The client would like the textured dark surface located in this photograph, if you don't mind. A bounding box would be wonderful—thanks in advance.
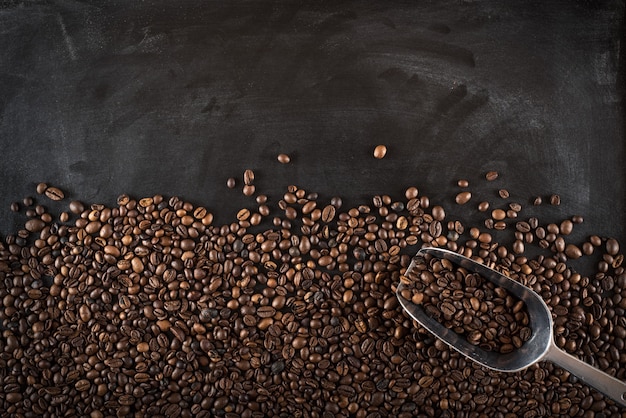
[0,0,624,244]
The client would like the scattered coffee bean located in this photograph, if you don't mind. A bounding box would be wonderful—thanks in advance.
[373,144,387,159]
[44,186,65,201]
[36,182,48,194]
[242,184,255,196]
[243,169,255,185]
[455,191,472,205]
[277,153,290,164]
[485,170,499,181]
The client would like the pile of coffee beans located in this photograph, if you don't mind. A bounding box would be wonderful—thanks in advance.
[0,175,624,417]
[399,253,532,354]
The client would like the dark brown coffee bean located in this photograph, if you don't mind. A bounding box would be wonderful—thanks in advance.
[75,379,90,392]
[277,153,290,164]
[549,194,561,205]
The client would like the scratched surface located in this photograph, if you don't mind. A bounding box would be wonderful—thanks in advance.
[0,1,624,244]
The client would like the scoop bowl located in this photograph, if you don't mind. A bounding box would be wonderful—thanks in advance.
[396,247,626,407]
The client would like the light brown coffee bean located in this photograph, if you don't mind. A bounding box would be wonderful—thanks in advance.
[373,144,387,159]
[44,186,65,201]
[455,191,472,205]
[243,169,255,185]
[485,171,499,181]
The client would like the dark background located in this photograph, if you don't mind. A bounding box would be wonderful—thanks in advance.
[0,0,624,249]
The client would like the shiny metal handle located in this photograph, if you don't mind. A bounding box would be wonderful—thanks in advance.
[545,342,626,407]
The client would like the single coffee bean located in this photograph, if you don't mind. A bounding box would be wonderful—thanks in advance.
[373,144,387,159]
[549,194,561,206]
[24,219,45,232]
[44,186,65,201]
[485,171,499,181]
[75,379,90,392]
[257,306,276,318]
[277,153,290,164]
[243,184,255,196]
[498,189,510,199]
[243,169,255,185]
[36,182,48,194]
[455,192,471,205]
[477,201,489,212]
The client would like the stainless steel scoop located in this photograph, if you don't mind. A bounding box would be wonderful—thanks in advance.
[396,247,626,407]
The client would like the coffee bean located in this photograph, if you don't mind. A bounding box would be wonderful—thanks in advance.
[44,186,65,201]
[243,169,255,185]
[455,191,472,205]
[373,144,387,159]
[485,171,499,181]
[75,379,90,392]
[36,182,48,194]
[242,184,255,196]
[257,306,276,318]
[477,201,489,212]
[226,177,236,188]
[24,218,45,232]
[549,194,561,205]
[277,153,290,164]
[498,189,510,199]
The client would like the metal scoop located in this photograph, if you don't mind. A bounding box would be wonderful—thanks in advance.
[396,247,626,407]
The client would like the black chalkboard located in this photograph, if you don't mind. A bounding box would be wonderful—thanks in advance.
[1,0,624,247]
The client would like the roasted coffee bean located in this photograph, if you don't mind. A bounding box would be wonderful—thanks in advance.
[477,201,489,212]
[373,144,387,159]
[455,191,472,205]
[257,306,276,318]
[549,194,561,205]
[44,186,65,201]
[277,153,290,164]
[36,182,48,194]
[321,204,336,223]
[242,184,255,196]
[485,171,499,181]
[243,169,255,185]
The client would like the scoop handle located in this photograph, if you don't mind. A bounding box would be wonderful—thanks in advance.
[545,342,626,407]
